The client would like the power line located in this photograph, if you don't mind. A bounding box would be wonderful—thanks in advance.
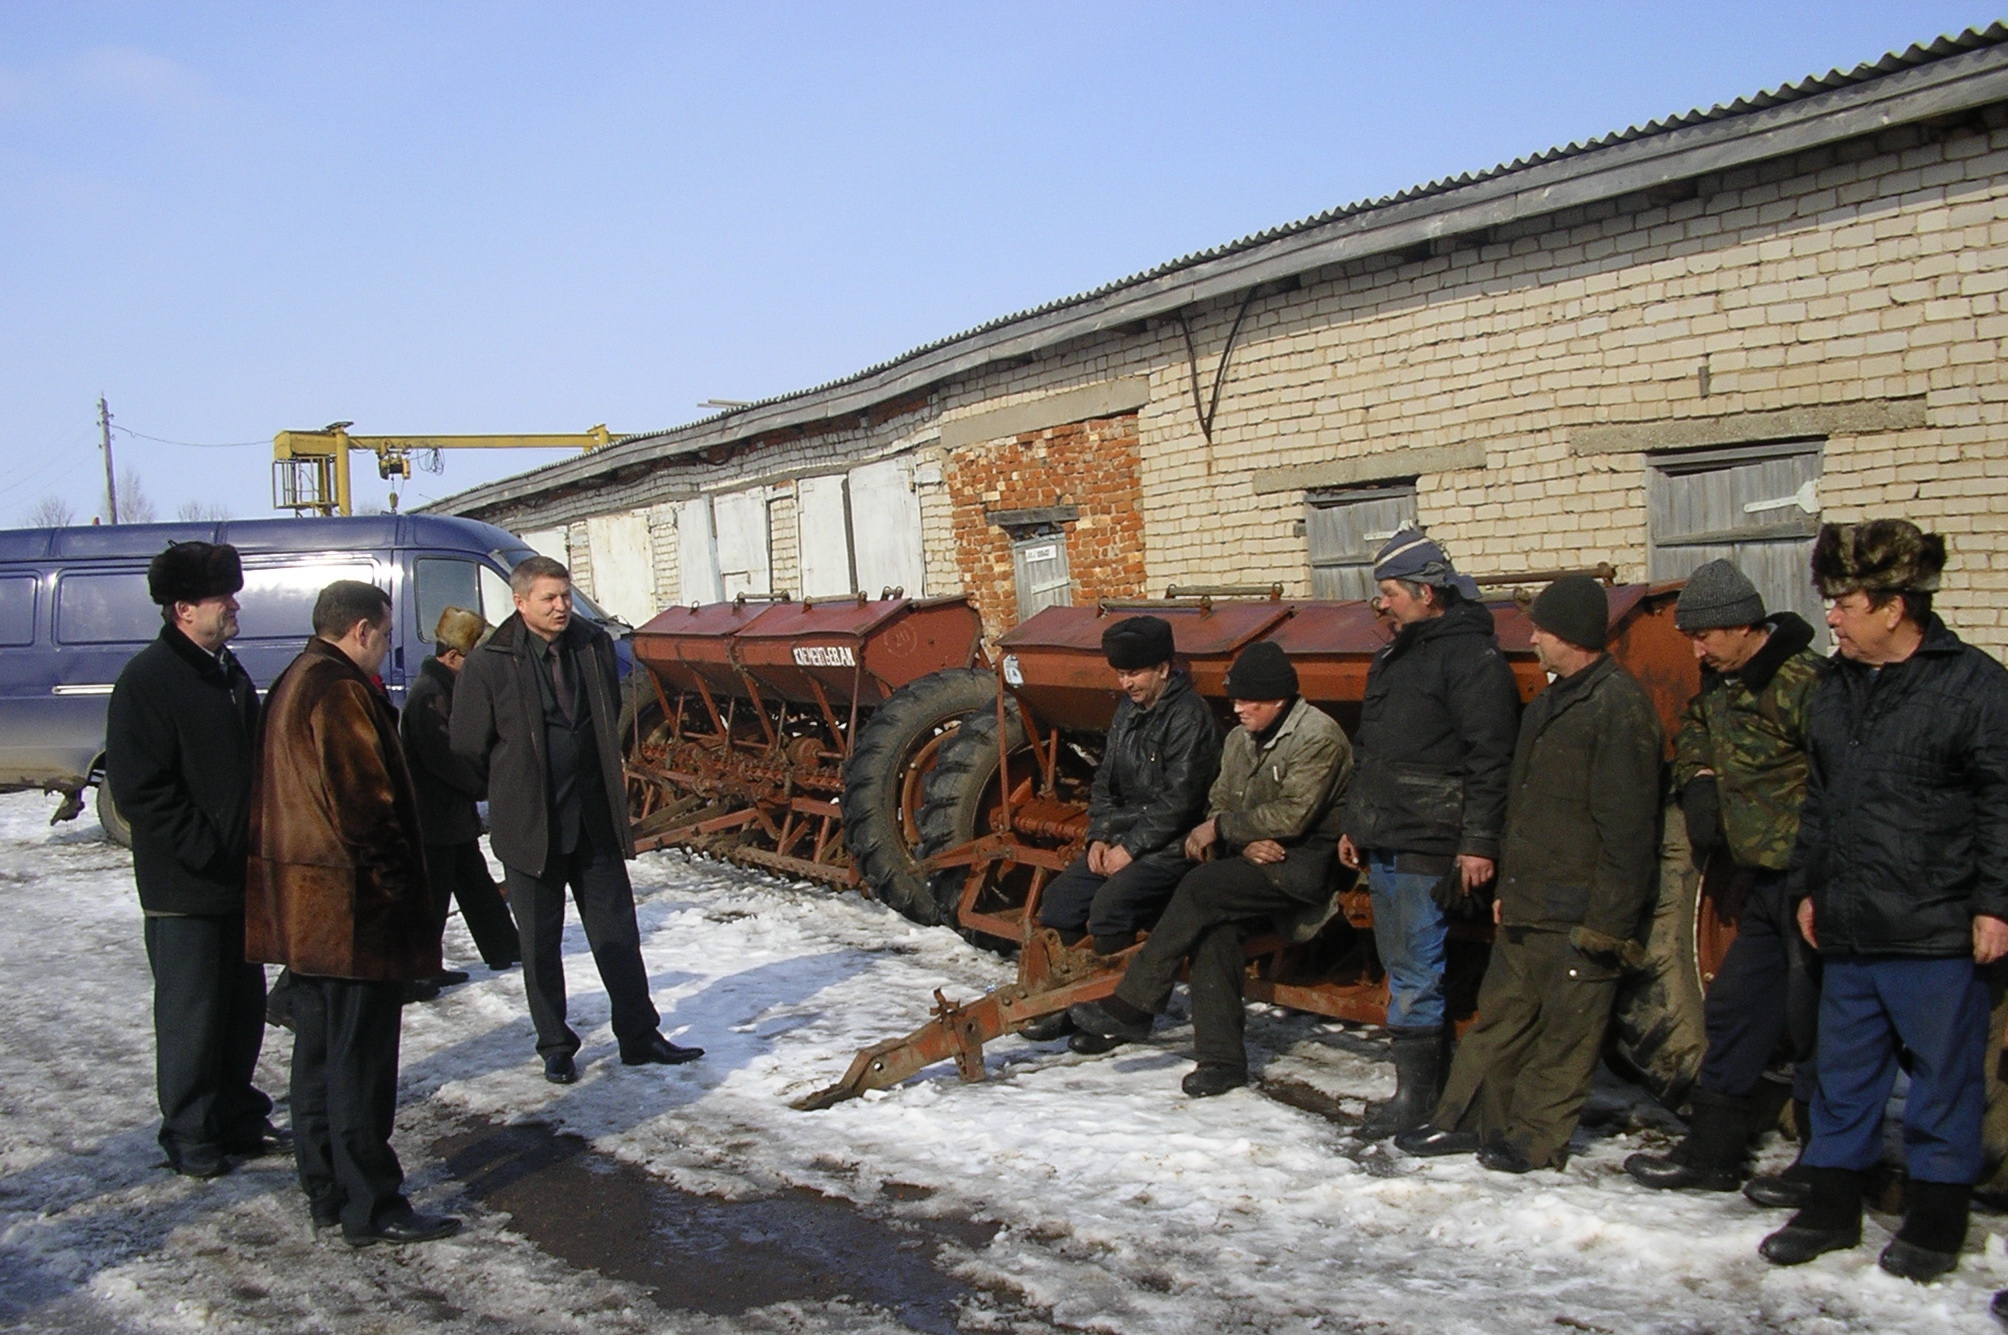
[112,425,266,449]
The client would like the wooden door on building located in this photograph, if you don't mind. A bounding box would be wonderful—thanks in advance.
[1647,443,1824,644]
[1305,486,1417,600]
[584,511,656,626]
[795,474,855,598]
[1011,532,1073,621]
[712,488,773,599]
[848,455,927,596]
[675,498,721,604]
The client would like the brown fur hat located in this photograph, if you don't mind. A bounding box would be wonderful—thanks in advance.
[147,541,243,606]
[433,606,490,655]
[1810,520,1946,598]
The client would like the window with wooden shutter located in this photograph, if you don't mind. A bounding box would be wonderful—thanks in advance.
[1648,443,1824,644]
[1305,486,1417,600]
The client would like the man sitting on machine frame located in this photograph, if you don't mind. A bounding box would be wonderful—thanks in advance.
[1021,615,1220,1052]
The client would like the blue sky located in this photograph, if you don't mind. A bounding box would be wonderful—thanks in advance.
[0,2,1992,524]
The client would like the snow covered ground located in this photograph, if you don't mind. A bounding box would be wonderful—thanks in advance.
[1,786,2004,1333]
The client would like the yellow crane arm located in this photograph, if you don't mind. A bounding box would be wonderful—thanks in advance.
[273,424,616,515]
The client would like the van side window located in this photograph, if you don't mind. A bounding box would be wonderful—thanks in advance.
[0,577,37,647]
[416,559,512,641]
[236,563,375,642]
[56,573,157,645]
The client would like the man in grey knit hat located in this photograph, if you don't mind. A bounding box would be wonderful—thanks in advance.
[1625,559,1823,1195]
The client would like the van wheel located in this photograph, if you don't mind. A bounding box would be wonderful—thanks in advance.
[840,669,1001,925]
[96,782,132,849]
[1609,802,1713,1109]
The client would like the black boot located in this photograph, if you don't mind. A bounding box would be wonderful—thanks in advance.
[1759,1167,1863,1266]
[1359,1028,1443,1141]
[1879,1180,1970,1282]
[1624,1090,1749,1192]
[1019,1011,1076,1042]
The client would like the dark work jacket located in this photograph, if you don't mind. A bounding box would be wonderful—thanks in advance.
[1084,670,1221,859]
[1497,654,1665,942]
[106,626,260,916]
[1210,697,1354,902]
[399,656,483,846]
[1341,599,1520,862]
[451,613,632,875]
[1791,617,2008,957]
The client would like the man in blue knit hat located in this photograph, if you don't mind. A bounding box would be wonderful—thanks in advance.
[1342,527,1519,1139]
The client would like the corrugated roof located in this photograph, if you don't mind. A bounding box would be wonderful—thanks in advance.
[432,22,2008,515]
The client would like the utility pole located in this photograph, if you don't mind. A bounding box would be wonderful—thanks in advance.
[98,396,119,525]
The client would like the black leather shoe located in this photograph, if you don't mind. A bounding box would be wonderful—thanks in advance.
[1759,1223,1859,1266]
[1393,1125,1480,1157]
[1019,1011,1076,1042]
[1879,1237,1960,1282]
[1624,1150,1739,1192]
[309,1198,343,1231]
[429,970,472,988]
[401,979,443,1004]
[1068,999,1153,1045]
[620,1033,705,1066]
[343,1211,463,1248]
[543,1053,578,1085]
[1478,1141,1537,1174]
[1068,1031,1125,1055]
[165,1144,231,1179]
[1745,1169,1814,1210]
[1181,1064,1248,1098]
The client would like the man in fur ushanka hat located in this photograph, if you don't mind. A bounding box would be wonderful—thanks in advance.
[1756,520,2008,1283]
[107,542,286,1179]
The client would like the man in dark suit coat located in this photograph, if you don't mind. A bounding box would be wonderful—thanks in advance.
[106,541,282,1179]
[450,556,703,1084]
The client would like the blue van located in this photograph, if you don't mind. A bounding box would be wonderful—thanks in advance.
[0,514,629,842]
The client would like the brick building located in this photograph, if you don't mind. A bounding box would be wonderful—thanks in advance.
[430,27,2008,654]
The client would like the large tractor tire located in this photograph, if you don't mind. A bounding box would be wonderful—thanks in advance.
[1609,802,1711,1110]
[841,668,1000,925]
[96,780,132,849]
[913,706,1030,931]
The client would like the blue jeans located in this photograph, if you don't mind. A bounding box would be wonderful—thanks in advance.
[1367,852,1449,1030]
[1803,955,1990,1185]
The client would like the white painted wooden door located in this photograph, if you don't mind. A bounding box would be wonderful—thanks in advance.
[847,455,925,596]
[796,474,855,598]
[584,511,656,626]
[675,498,721,605]
[712,488,772,599]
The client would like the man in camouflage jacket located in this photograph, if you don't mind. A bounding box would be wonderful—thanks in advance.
[1627,561,1824,1193]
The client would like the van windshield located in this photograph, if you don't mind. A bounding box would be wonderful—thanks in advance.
[491,548,627,629]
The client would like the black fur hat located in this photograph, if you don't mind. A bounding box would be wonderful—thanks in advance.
[147,542,244,606]
[1810,520,1945,598]
[1101,615,1175,671]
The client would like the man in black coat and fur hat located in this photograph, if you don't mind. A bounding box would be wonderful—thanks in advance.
[1757,520,2008,1283]
[107,541,284,1179]
[1021,615,1220,1049]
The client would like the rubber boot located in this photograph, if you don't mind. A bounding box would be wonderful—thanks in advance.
[1359,1028,1443,1141]
[1746,1098,1818,1209]
[1624,1090,1749,1191]
[1879,1180,1970,1282]
[1759,1167,1863,1266]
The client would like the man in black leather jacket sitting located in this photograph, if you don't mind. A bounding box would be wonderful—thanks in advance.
[1023,616,1219,1046]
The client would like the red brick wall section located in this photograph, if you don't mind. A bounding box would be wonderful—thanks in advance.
[946,412,1146,634]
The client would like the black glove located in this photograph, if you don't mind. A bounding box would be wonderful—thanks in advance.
[1681,776,1724,872]
[1569,925,1647,971]
[1430,867,1488,920]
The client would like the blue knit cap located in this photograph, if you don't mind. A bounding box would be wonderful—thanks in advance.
[1372,527,1480,600]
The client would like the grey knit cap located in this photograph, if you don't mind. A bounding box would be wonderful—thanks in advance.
[1675,559,1766,632]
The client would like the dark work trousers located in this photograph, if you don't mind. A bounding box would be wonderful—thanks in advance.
[425,841,521,969]
[1038,848,1192,940]
[143,913,271,1158]
[504,847,660,1059]
[1696,868,1820,1103]
[1432,927,1619,1169]
[1112,857,1302,1073]
[1803,955,1991,1185]
[288,975,407,1233]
